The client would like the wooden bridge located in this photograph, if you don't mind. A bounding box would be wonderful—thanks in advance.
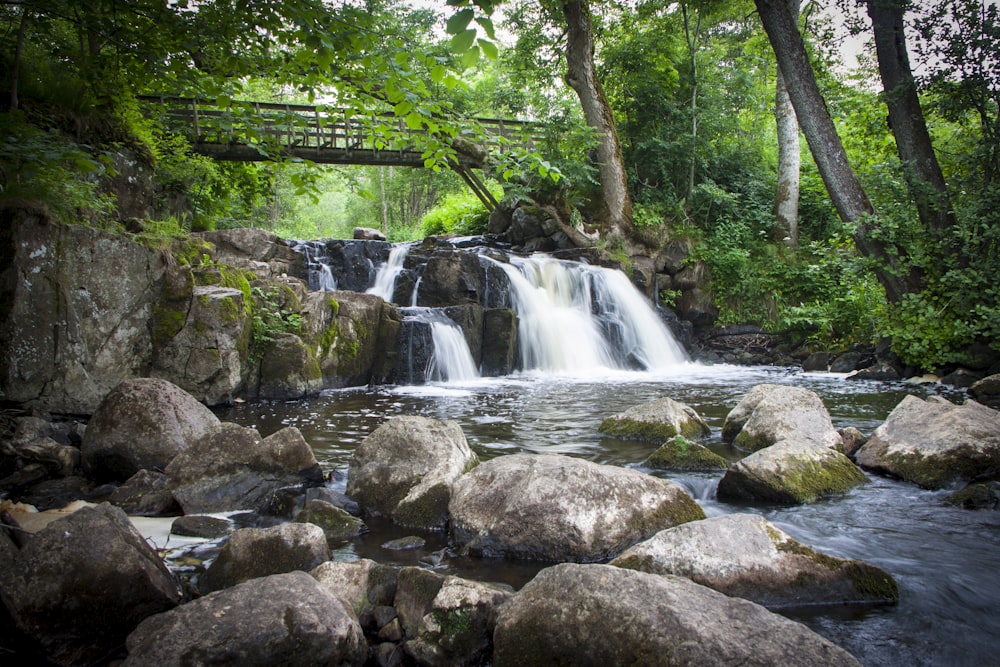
[140,95,540,209]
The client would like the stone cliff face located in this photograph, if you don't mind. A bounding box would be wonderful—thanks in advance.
[0,204,400,414]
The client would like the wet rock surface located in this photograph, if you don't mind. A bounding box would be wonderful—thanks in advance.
[599,396,711,442]
[723,383,843,451]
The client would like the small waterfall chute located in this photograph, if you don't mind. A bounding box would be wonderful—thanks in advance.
[366,244,411,302]
[294,241,338,292]
[400,308,480,384]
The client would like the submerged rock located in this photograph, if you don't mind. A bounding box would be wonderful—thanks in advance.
[124,571,366,666]
[294,498,367,545]
[81,377,220,482]
[853,395,1000,489]
[199,522,330,594]
[598,396,710,442]
[722,384,842,452]
[165,423,323,514]
[492,563,861,666]
[643,435,728,471]
[611,513,898,608]
[448,453,705,562]
[347,416,478,531]
[717,438,868,504]
[0,503,181,665]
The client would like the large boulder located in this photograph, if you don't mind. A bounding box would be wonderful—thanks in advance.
[492,563,861,666]
[256,332,322,400]
[294,499,367,545]
[717,438,868,504]
[0,503,181,665]
[165,423,323,514]
[643,435,728,471]
[611,513,898,608]
[723,384,843,451]
[347,416,478,530]
[124,571,366,666]
[448,453,705,562]
[199,522,330,593]
[853,395,1000,489]
[0,208,167,414]
[395,568,512,667]
[598,396,710,442]
[81,378,220,482]
[969,373,1000,410]
[311,558,400,630]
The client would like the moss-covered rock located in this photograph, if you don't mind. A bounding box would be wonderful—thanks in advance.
[723,384,842,452]
[599,396,711,443]
[294,499,367,545]
[644,435,728,471]
[854,395,1000,489]
[611,513,898,608]
[946,482,1000,510]
[256,332,322,400]
[717,438,868,504]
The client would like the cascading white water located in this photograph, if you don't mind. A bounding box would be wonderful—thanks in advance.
[366,244,410,302]
[293,241,337,292]
[318,264,337,292]
[427,319,480,382]
[495,255,687,374]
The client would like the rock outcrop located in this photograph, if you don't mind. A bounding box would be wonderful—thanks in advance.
[611,513,898,608]
[124,571,366,666]
[492,563,861,666]
[347,416,478,530]
[853,395,1000,489]
[448,453,705,561]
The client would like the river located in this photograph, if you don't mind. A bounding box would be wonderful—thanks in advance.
[214,364,1000,667]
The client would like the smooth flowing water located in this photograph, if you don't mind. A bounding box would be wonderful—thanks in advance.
[215,367,1000,667]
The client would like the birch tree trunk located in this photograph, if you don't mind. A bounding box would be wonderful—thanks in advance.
[773,0,800,248]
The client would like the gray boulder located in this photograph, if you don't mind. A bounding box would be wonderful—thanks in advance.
[722,384,842,451]
[166,423,323,514]
[124,571,366,666]
[311,558,399,629]
[0,503,180,665]
[199,522,330,593]
[395,567,512,667]
[853,395,1000,489]
[717,438,868,504]
[347,416,478,530]
[611,513,898,608]
[81,377,220,482]
[598,396,710,442]
[969,373,1000,410]
[492,563,861,666]
[643,435,728,471]
[109,469,179,516]
[294,499,367,545]
[256,332,322,400]
[448,453,705,562]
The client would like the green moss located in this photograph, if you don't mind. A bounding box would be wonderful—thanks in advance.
[152,304,186,349]
[328,297,340,316]
[732,430,773,452]
[946,483,1000,509]
[644,436,728,471]
[395,482,451,530]
[317,322,342,358]
[168,237,214,266]
[598,417,679,443]
[432,608,473,636]
[778,454,868,503]
[842,562,899,601]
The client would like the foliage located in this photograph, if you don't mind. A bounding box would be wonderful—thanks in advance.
[418,189,497,237]
[250,286,305,360]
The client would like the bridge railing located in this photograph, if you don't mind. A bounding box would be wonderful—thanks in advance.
[138,95,540,167]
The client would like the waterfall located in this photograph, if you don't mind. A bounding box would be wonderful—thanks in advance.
[494,255,687,374]
[293,241,337,292]
[400,308,480,383]
[318,264,337,292]
[366,244,411,302]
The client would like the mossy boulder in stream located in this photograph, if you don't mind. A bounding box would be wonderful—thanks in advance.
[448,453,705,562]
[599,396,710,442]
[492,563,861,666]
[643,435,728,471]
[723,384,842,452]
[611,513,898,608]
[346,416,478,531]
[853,395,1000,489]
[717,438,868,504]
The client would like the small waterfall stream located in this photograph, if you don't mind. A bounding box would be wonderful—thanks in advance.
[366,244,411,302]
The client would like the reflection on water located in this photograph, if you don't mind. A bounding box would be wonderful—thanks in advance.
[214,365,1000,667]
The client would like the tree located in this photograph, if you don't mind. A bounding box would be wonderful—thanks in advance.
[865,0,955,235]
[562,0,634,243]
[753,0,914,302]
[773,0,800,247]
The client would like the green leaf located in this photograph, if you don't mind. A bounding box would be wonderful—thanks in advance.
[405,113,424,130]
[394,100,414,116]
[461,46,481,69]
[478,38,498,60]
[446,8,474,35]
[430,65,447,83]
[450,29,477,54]
[475,17,496,40]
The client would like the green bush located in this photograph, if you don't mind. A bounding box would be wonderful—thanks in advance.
[419,191,492,237]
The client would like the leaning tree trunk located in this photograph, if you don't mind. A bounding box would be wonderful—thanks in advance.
[753,0,915,302]
[773,0,800,248]
[562,0,633,243]
[866,0,955,235]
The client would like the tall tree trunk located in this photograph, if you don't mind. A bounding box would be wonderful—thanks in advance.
[562,0,633,243]
[379,165,390,236]
[774,0,800,248]
[866,0,955,234]
[682,4,702,202]
[10,7,29,110]
[754,0,914,302]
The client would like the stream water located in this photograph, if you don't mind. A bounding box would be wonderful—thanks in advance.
[214,366,1000,667]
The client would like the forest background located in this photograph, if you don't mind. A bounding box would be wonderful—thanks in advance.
[1,0,997,372]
